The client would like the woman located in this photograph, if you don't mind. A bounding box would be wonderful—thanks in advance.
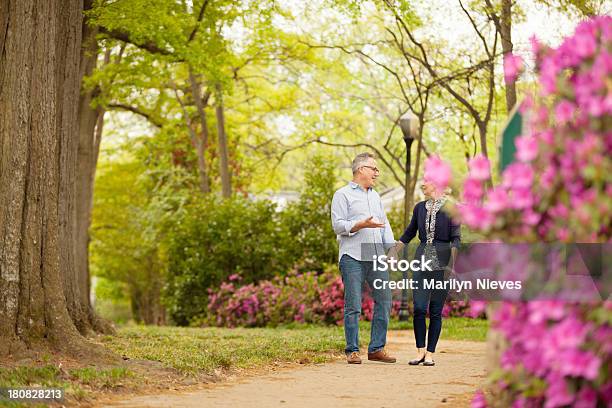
[389,180,460,366]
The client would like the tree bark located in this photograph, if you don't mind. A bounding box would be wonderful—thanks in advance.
[0,0,100,356]
[215,83,232,198]
[500,0,516,112]
[188,66,211,194]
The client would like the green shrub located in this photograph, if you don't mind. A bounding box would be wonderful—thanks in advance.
[162,195,294,325]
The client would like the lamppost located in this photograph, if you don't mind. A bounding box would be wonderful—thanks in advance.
[398,111,419,322]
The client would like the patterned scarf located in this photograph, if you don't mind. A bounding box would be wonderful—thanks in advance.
[423,198,446,270]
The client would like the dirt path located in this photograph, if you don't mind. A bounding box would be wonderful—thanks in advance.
[102,331,486,408]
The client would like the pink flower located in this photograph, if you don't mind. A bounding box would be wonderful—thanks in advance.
[530,35,542,55]
[522,210,541,226]
[502,163,534,190]
[511,188,534,209]
[458,203,494,231]
[467,301,487,318]
[556,227,570,241]
[463,177,484,203]
[555,100,576,123]
[471,390,487,408]
[424,155,452,193]
[485,188,509,213]
[574,387,597,408]
[538,129,554,145]
[573,21,598,58]
[540,58,560,95]
[527,301,566,324]
[544,373,574,408]
[555,349,601,380]
[515,136,539,162]
[504,53,525,83]
[468,155,491,181]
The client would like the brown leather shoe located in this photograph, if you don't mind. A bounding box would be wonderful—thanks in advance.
[368,348,397,363]
[347,351,362,364]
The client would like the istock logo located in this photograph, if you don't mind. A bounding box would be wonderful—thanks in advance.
[372,255,433,272]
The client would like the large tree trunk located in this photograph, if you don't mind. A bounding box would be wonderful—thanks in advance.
[500,0,516,112]
[0,0,96,356]
[215,84,232,198]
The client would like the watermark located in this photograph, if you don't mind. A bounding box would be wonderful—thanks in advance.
[373,254,433,272]
[358,243,611,302]
[0,387,64,403]
[373,277,522,292]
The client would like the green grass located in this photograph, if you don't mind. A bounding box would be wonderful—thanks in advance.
[101,325,345,375]
[101,317,488,376]
[385,317,489,342]
[0,365,135,407]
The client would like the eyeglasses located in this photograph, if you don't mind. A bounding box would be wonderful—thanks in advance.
[361,165,380,173]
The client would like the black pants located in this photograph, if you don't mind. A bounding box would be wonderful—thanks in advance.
[412,269,448,353]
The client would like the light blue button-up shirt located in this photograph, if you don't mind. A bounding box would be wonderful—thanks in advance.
[331,181,395,262]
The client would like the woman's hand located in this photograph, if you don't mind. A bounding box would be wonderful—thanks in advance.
[386,241,405,263]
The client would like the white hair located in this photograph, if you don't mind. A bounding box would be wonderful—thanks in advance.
[351,152,375,174]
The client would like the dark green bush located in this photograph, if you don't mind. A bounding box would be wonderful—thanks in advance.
[162,195,294,325]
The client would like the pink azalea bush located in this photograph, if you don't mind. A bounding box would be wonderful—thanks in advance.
[443,17,612,408]
[195,267,486,327]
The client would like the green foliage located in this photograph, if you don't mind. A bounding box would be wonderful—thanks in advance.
[282,156,339,271]
[162,195,293,325]
[91,153,167,324]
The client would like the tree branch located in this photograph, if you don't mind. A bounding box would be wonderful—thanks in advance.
[106,103,163,127]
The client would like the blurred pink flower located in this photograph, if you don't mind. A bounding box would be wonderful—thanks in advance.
[511,188,534,209]
[458,203,494,230]
[468,155,491,181]
[424,155,452,193]
[502,163,534,190]
[522,210,541,226]
[555,100,576,123]
[504,53,525,83]
[463,177,484,203]
[574,387,597,408]
[516,136,539,162]
[471,390,487,408]
[485,188,509,213]
[544,373,574,408]
[530,35,542,55]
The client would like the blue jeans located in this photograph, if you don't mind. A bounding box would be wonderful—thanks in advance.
[339,254,391,354]
[412,269,448,352]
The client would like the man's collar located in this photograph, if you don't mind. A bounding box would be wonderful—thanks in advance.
[349,181,371,191]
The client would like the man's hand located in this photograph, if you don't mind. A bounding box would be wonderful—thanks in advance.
[351,216,385,232]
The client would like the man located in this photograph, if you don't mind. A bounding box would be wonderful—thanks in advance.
[331,152,397,364]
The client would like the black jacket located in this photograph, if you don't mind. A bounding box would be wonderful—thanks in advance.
[399,200,461,268]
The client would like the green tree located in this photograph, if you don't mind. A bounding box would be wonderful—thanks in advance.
[283,156,339,272]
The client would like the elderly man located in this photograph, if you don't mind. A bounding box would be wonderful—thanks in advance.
[331,152,396,364]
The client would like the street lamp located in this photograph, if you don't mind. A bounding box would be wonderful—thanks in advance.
[398,111,419,322]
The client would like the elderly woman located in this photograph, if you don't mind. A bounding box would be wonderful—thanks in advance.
[389,180,460,366]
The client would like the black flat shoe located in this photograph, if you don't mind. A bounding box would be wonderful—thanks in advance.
[423,360,435,366]
[409,356,425,365]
